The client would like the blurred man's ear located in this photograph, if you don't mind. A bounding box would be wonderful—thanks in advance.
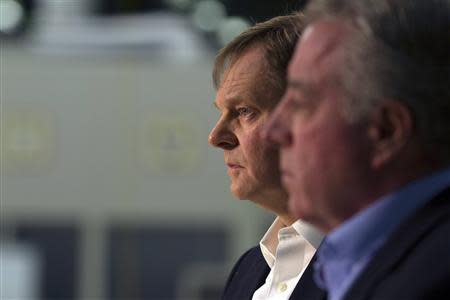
[367,100,414,170]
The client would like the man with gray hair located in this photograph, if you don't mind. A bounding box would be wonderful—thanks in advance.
[264,0,450,299]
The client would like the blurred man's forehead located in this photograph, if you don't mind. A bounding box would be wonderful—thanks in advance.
[288,19,354,84]
[297,20,350,63]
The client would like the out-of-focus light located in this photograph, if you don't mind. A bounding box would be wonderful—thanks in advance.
[191,0,226,32]
[165,0,193,11]
[0,0,24,34]
[217,17,250,46]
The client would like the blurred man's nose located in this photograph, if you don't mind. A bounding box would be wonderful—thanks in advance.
[261,101,292,146]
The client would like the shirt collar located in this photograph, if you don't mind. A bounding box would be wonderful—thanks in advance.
[292,221,323,249]
[259,218,285,267]
[260,217,323,268]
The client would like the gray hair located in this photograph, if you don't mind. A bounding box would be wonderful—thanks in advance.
[304,0,450,162]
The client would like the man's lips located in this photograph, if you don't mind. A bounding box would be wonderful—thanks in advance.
[227,163,243,169]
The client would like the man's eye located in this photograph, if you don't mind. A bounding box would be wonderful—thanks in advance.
[236,107,254,117]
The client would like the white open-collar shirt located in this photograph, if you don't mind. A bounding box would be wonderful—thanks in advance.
[252,218,323,300]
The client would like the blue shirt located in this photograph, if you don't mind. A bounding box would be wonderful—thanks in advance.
[314,167,450,300]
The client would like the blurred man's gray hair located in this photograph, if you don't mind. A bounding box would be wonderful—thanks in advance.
[305,0,450,163]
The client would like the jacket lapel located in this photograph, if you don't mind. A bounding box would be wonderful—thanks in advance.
[241,251,271,299]
[290,255,327,300]
[223,247,269,299]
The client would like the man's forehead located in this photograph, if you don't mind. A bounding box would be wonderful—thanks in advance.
[214,72,258,109]
[221,67,259,88]
[288,18,353,85]
[217,68,259,103]
[221,48,266,83]
[292,19,352,66]
[215,51,279,110]
[215,47,271,104]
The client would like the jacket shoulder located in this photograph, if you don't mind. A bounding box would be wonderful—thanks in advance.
[344,188,450,300]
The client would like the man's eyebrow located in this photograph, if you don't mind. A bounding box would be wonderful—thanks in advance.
[213,96,253,110]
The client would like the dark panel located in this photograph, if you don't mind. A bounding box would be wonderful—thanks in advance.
[224,0,309,22]
[107,225,228,300]
[16,224,80,300]
[93,0,167,16]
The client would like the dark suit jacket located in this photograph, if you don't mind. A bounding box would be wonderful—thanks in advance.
[342,187,450,300]
[221,245,325,300]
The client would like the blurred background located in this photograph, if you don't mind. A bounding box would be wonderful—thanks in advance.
[0,0,307,299]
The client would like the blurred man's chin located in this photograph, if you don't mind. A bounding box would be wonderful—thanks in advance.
[288,196,310,221]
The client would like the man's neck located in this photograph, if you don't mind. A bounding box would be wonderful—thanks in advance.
[278,214,297,227]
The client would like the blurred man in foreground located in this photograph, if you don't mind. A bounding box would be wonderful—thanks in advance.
[264,0,450,299]
[208,13,324,300]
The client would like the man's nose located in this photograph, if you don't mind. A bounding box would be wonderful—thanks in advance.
[208,121,238,150]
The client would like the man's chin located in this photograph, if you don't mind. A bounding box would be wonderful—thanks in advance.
[230,190,250,200]
[230,185,253,200]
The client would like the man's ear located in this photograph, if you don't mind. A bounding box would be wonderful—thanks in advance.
[367,100,414,170]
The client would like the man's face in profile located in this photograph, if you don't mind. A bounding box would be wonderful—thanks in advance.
[264,21,374,230]
[209,46,284,202]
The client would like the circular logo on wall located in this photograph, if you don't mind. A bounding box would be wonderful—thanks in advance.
[137,111,204,175]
